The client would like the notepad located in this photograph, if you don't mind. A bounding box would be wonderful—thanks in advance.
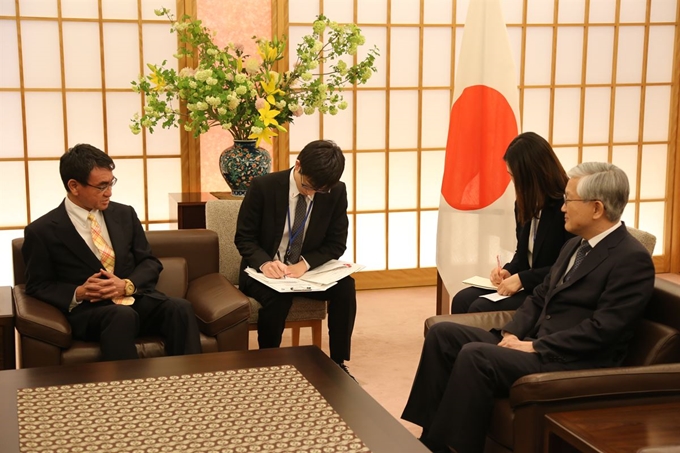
[461,276,497,291]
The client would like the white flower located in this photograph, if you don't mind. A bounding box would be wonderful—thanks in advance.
[235,86,247,95]
[195,101,209,111]
[217,107,227,115]
[304,106,315,115]
[234,74,246,83]
[225,73,234,81]
[206,48,218,56]
[206,77,217,86]
[338,101,348,110]
[221,122,232,130]
[189,81,197,89]
[205,96,221,107]
[313,40,323,53]
[250,126,262,134]
[275,100,287,109]
[195,69,212,81]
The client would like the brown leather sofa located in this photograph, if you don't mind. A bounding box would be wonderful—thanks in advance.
[425,276,680,453]
[12,229,251,368]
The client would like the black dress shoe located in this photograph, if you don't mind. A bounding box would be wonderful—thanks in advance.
[337,362,357,381]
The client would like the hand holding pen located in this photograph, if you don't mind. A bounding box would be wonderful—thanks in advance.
[490,255,510,287]
[262,252,289,279]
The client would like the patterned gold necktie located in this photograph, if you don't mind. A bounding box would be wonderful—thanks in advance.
[88,213,134,305]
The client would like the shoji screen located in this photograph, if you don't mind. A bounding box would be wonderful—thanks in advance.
[0,0,184,286]
[282,0,679,288]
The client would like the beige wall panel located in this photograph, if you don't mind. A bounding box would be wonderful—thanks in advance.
[322,97,353,151]
[388,151,417,210]
[420,210,438,267]
[101,0,137,20]
[585,27,614,84]
[583,87,612,143]
[0,229,24,286]
[612,145,639,199]
[28,160,63,221]
[357,0,387,23]
[613,86,642,142]
[424,0,453,24]
[356,91,386,150]
[522,88,551,138]
[142,23,178,74]
[147,157,181,221]
[61,0,98,19]
[526,0,554,23]
[507,27,523,84]
[25,92,64,157]
[582,145,609,163]
[620,202,636,228]
[616,26,644,84]
[112,158,146,221]
[0,1,15,15]
[421,150,445,209]
[148,223,177,230]
[590,0,617,23]
[0,162,27,226]
[0,92,25,157]
[650,0,678,21]
[106,92,144,156]
[355,213,386,270]
[640,144,668,199]
[388,211,418,269]
[389,27,419,87]
[342,153,354,212]
[141,0,169,20]
[66,92,105,149]
[558,0,585,23]
[501,0,524,24]
[455,1,469,24]
[103,23,141,89]
[643,85,672,142]
[423,27,452,87]
[19,0,57,17]
[145,124,180,155]
[356,152,385,211]
[524,27,553,85]
[421,90,451,148]
[554,147,579,174]
[358,27,386,88]
[63,22,101,89]
[323,0,353,23]
[0,20,20,88]
[638,201,664,253]
[555,27,583,85]
[393,0,420,23]
[21,20,61,88]
[389,90,419,149]
[647,25,675,82]
[552,88,581,145]
[341,213,354,263]
[288,0,319,22]
[289,111,320,152]
[620,0,648,22]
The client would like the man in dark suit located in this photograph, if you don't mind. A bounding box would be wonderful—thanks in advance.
[402,162,655,453]
[22,144,201,361]
[235,140,356,375]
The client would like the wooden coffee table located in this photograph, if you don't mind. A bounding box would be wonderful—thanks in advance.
[0,346,428,453]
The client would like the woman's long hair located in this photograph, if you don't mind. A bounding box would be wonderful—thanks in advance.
[503,132,568,225]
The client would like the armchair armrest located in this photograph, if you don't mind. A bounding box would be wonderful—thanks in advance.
[425,311,516,336]
[186,273,250,337]
[13,284,72,348]
[509,363,680,408]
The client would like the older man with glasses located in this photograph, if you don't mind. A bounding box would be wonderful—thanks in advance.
[235,139,357,377]
[21,143,201,361]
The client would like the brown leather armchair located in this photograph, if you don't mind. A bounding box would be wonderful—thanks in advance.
[12,229,251,368]
[425,276,680,453]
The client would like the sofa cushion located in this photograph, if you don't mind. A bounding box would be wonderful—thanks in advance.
[623,320,680,366]
[156,257,188,299]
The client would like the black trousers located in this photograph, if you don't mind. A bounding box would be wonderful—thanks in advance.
[242,275,356,363]
[402,322,575,453]
[451,286,528,313]
[68,295,202,361]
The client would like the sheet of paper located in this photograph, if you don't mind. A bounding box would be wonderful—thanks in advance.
[461,276,497,291]
[301,260,366,285]
[245,268,336,293]
[479,292,509,302]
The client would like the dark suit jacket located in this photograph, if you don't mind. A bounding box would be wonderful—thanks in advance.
[235,169,348,288]
[503,223,655,367]
[503,197,574,293]
[22,200,164,313]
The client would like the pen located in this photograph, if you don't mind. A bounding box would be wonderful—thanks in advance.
[496,255,502,271]
[291,287,312,291]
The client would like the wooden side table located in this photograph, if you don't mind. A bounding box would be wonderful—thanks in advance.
[0,286,16,370]
[169,192,244,229]
[544,402,680,452]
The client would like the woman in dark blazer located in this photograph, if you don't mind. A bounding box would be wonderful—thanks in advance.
[451,132,574,313]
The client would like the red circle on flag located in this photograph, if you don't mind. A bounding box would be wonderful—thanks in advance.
[442,85,517,210]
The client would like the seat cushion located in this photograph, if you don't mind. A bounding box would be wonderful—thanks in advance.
[247,297,327,324]
[156,257,188,298]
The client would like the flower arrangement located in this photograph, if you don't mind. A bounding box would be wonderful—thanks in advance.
[130,8,379,146]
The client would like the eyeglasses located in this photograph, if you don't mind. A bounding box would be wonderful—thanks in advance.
[85,177,117,192]
[300,173,330,194]
[563,194,593,204]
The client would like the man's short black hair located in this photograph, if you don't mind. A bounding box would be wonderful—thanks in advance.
[297,140,345,190]
[60,144,115,191]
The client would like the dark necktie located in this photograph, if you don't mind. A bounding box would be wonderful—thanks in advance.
[286,194,307,264]
[563,240,592,283]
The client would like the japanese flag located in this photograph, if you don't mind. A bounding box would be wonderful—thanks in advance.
[436,0,520,301]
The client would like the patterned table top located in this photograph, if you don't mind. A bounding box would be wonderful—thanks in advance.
[17,365,370,453]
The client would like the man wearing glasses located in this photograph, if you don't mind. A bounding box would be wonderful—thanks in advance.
[235,140,356,377]
[21,143,201,361]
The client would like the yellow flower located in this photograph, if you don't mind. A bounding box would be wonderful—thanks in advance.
[257,102,281,127]
[261,72,284,104]
[146,64,166,91]
[257,41,278,62]
[248,126,278,146]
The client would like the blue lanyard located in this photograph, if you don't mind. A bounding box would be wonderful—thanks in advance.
[285,197,314,258]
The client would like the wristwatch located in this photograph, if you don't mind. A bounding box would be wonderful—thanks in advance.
[123,279,136,296]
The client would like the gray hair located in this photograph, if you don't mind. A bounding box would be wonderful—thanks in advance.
[567,162,629,222]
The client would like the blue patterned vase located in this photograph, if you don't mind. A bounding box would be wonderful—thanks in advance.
[219,140,271,196]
